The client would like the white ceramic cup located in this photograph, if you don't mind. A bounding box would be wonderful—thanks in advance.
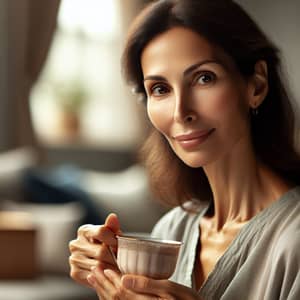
[115,235,182,279]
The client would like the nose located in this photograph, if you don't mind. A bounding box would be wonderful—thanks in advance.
[173,89,197,124]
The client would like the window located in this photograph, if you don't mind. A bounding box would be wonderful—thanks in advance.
[30,0,146,150]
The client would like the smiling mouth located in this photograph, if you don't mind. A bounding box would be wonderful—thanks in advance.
[174,128,215,149]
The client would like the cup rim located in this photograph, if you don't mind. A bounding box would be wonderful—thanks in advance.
[116,234,182,246]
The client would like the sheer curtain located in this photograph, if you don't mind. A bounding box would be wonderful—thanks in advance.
[0,0,60,159]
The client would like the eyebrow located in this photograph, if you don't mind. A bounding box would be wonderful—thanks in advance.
[143,59,222,82]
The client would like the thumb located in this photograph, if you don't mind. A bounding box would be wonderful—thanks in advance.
[105,213,122,235]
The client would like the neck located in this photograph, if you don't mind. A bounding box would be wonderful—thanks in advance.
[203,137,290,231]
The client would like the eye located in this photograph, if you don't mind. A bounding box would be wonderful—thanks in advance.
[150,83,170,96]
[194,72,216,85]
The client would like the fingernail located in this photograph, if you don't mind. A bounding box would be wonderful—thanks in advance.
[103,269,114,278]
[122,276,133,289]
[91,266,96,272]
[87,274,95,285]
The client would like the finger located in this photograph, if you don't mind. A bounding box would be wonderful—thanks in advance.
[122,275,200,300]
[87,274,110,300]
[87,273,111,299]
[82,224,117,247]
[98,261,121,273]
[69,238,99,258]
[96,226,118,247]
[104,270,157,300]
[69,254,98,271]
[76,215,122,246]
[103,269,122,289]
[70,266,93,288]
[122,275,176,296]
[90,267,119,299]
[96,244,119,266]
[91,213,122,247]
[70,239,116,265]
[104,213,122,235]
[77,224,100,242]
[93,267,118,289]
[77,224,115,246]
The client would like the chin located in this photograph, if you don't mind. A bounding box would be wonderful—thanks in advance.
[179,155,211,168]
[170,142,217,168]
[184,161,206,168]
[175,142,222,167]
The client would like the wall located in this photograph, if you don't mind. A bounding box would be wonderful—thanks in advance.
[237,0,300,106]
[0,0,9,151]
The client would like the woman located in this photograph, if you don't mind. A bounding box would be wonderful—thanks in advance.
[69,0,300,299]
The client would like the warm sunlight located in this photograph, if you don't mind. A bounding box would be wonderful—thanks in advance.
[30,0,145,149]
[58,0,119,39]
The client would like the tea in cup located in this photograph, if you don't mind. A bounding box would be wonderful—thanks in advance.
[116,235,182,279]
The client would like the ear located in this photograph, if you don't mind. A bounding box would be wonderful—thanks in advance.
[247,60,268,109]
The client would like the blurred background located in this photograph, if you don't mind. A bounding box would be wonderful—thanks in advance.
[0,0,299,299]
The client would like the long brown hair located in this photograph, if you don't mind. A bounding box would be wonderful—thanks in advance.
[122,0,300,207]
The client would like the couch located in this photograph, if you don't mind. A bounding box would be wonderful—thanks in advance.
[0,147,167,300]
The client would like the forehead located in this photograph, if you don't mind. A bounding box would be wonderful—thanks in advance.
[141,26,235,75]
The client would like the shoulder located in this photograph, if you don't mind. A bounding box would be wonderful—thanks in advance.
[274,219,300,261]
[272,188,300,262]
[151,199,207,240]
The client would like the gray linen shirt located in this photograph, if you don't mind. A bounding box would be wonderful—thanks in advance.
[151,186,300,300]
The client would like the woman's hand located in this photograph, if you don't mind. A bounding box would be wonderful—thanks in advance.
[87,268,203,300]
[69,213,122,287]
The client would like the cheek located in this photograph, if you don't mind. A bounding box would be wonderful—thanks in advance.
[207,86,250,153]
[203,84,248,125]
[147,101,172,134]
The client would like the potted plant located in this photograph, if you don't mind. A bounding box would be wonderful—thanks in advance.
[54,80,87,138]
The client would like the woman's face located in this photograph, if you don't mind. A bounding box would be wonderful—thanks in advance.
[141,27,253,168]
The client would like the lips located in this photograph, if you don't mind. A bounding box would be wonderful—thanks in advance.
[174,129,215,141]
[173,128,215,149]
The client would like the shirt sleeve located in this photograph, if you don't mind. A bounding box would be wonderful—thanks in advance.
[261,225,300,300]
[278,228,300,300]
